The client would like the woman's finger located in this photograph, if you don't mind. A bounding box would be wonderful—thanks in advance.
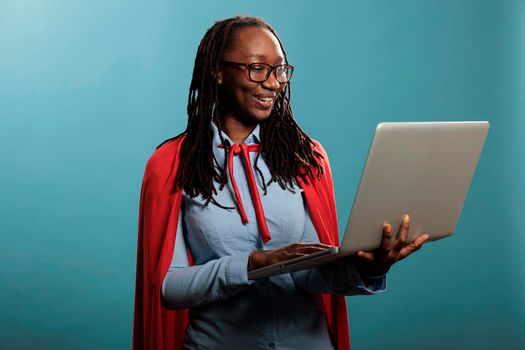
[264,242,335,266]
[380,223,393,253]
[295,245,332,253]
[392,214,410,252]
[356,250,375,262]
[284,252,310,259]
[399,234,429,259]
[289,242,333,250]
[288,243,333,254]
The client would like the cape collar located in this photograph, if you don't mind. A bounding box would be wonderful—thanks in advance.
[211,120,261,161]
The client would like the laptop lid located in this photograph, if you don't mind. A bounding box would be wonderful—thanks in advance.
[340,121,489,255]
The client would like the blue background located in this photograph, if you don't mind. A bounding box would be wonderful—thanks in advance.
[1,0,523,349]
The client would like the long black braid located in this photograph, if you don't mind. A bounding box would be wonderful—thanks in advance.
[163,15,324,206]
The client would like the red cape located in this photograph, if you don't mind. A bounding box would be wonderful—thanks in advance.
[133,135,350,350]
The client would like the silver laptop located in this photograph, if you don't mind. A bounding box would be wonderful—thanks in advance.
[248,121,489,280]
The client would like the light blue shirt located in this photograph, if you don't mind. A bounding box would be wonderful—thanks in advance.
[161,121,386,350]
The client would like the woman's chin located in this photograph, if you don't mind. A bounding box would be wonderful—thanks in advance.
[250,109,273,123]
[220,108,273,127]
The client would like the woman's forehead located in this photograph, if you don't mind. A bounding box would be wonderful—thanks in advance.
[224,26,285,63]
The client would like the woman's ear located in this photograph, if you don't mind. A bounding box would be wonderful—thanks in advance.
[213,70,223,84]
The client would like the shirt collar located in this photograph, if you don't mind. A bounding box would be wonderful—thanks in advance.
[211,120,261,148]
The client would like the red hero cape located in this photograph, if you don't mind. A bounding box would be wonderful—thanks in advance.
[132,135,351,350]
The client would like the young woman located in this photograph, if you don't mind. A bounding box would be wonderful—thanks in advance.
[133,16,428,350]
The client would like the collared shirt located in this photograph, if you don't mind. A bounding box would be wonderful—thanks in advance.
[162,121,386,350]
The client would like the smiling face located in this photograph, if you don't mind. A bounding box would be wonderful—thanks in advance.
[215,26,287,127]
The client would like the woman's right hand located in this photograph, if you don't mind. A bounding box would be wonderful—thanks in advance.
[248,242,333,271]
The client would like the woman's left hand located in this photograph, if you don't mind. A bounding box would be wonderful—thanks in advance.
[353,214,429,277]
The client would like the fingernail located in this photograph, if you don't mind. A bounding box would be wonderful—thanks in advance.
[403,214,410,223]
[384,223,392,233]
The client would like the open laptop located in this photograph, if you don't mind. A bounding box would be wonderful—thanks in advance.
[248,121,489,280]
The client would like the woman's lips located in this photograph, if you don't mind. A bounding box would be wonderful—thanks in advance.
[253,95,275,109]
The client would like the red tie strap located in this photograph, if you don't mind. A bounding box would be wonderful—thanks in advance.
[219,143,272,244]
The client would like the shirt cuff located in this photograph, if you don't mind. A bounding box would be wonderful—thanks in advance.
[356,273,387,294]
[225,251,256,287]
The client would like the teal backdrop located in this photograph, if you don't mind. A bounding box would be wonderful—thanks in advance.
[1,0,523,349]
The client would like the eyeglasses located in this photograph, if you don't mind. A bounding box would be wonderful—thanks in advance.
[220,60,294,83]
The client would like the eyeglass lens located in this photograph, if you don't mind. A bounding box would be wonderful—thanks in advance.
[249,64,293,83]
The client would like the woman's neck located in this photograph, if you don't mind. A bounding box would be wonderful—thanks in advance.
[215,114,257,145]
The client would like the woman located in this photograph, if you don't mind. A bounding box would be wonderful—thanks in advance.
[133,16,428,350]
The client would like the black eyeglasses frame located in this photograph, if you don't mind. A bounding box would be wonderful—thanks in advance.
[220,60,294,83]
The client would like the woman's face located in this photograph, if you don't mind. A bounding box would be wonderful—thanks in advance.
[216,26,287,126]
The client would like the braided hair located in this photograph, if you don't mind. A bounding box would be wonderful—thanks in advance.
[167,15,324,207]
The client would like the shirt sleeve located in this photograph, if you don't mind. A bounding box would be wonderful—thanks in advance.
[161,210,256,310]
[291,202,387,296]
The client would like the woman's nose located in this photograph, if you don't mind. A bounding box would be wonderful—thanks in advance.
[262,70,281,90]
